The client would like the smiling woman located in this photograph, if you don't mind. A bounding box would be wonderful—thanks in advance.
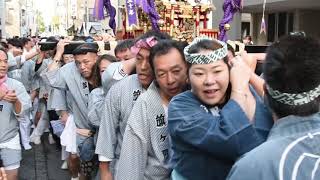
[0,48,31,180]
[167,37,274,180]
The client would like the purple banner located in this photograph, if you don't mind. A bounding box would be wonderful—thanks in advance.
[218,0,243,41]
[135,0,160,31]
[94,0,104,20]
[126,0,138,27]
[93,0,117,34]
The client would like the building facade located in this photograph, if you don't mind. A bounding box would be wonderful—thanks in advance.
[0,0,4,38]
[241,0,320,45]
[0,0,36,38]
[52,0,120,36]
[210,0,241,41]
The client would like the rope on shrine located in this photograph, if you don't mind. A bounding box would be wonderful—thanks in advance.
[135,0,160,31]
[93,0,117,34]
[218,0,243,42]
[104,0,117,34]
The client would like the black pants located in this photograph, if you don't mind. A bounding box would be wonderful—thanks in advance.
[47,110,61,149]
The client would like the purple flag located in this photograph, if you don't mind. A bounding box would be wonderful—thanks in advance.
[126,0,138,27]
[94,0,104,20]
[93,0,117,34]
[218,0,243,41]
[135,0,160,31]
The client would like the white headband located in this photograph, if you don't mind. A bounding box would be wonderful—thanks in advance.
[184,36,228,64]
[266,84,320,106]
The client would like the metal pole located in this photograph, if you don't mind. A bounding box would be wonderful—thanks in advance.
[85,0,88,33]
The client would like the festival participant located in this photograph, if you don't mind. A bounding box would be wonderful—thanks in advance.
[88,54,117,129]
[31,37,59,146]
[95,31,171,180]
[114,39,135,61]
[43,40,100,180]
[6,38,39,149]
[243,35,253,45]
[0,48,31,180]
[168,37,273,180]
[49,53,75,171]
[17,37,36,150]
[116,40,188,180]
[227,35,320,180]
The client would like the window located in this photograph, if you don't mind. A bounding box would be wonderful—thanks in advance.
[241,22,250,37]
[267,13,276,42]
[278,12,286,38]
[84,8,97,22]
[288,13,294,33]
[89,8,97,22]
[267,12,294,43]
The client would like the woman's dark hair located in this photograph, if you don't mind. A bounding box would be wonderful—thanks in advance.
[227,43,235,58]
[187,39,231,106]
[264,35,320,118]
[114,39,135,55]
[0,48,8,59]
[93,54,118,87]
[20,37,32,47]
[0,42,8,51]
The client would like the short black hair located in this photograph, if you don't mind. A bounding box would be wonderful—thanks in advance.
[135,30,171,43]
[264,35,320,118]
[72,43,99,55]
[7,38,23,49]
[20,37,32,47]
[0,42,8,50]
[149,40,186,87]
[245,35,252,41]
[114,39,135,55]
[227,43,235,57]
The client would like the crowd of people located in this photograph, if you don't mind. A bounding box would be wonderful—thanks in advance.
[0,30,319,180]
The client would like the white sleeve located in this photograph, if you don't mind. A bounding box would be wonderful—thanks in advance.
[101,62,128,93]
[98,155,112,162]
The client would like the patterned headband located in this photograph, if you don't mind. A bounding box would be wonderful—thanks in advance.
[266,84,320,106]
[131,36,158,55]
[184,36,228,64]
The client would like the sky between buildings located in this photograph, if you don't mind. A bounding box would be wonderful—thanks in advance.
[35,0,55,25]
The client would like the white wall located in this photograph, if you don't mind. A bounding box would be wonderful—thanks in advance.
[0,0,4,38]
[5,0,22,37]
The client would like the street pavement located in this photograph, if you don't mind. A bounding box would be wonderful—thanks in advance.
[19,133,70,180]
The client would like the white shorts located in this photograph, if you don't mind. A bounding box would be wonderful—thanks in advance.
[0,148,21,170]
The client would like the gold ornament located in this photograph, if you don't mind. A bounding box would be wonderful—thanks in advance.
[158,19,165,26]
[224,23,231,31]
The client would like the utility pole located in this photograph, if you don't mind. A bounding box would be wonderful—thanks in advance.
[66,0,69,30]
[85,0,88,34]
